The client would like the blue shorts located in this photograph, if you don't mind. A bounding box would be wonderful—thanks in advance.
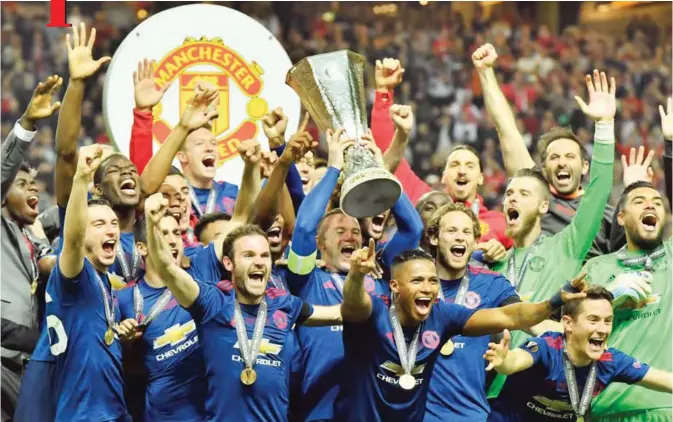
[14,360,56,422]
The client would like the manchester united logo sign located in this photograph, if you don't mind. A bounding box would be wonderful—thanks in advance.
[103,4,301,185]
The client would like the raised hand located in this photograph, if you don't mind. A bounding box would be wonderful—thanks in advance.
[262,107,290,148]
[621,146,655,187]
[145,193,169,225]
[66,22,111,81]
[484,329,510,371]
[115,318,142,342]
[574,69,616,122]
[21,75,63,126]
[659,97,673,141]
[75,144,104,180]
[326,128,355,171]
[476,239,507,263]
[280,112,315,165]
[179,88,219,130]
[237,139,262,164]
[375,58,404,92]
[349,238,377,277]
[390,104,414,135]
[360,132,384,167]
[134,58,172,111]
[472,43,498,70]
[560,272,588,303]
[259,150,278,179]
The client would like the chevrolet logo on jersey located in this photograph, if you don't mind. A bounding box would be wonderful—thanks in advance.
[380,361,426,376]
[153,321,196,349]
[532,395,574,411]
[234,338,282,355]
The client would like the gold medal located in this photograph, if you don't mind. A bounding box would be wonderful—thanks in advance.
[104,327,114,346]
[30,279,38,295]
[398,373,416,390]
[440,339,455,356]
[576,417,584,422]
[240,368,257,385]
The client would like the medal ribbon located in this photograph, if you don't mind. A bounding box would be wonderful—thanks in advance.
[437,274,470,306]
[330,273,346,295]
[562,344,597,420]
[189,185,217,217]
[507,235,545,290]
[233,299,268,370]
[133,284,173,327]
[389,302,421,378]
[471,198,480,217]
[116,243,140,283]
[617,245,665,271]
[94,270,115,333]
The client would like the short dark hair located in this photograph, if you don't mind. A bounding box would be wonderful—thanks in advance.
[93,153,133,185]
[392,249,435,269]
[18,161,33,174]
[415,191,453,214]
[134,217,148,244]
[446,145,483,172]
[562,285,614,319]
[317,208,348,241]
[87,198,113,208]
[617,181,657,211]
[194,212,231,241]
[168,166,184,177]
[538,127,589,164]
[510,167,550,201]
[221,224,267,260]
[425,202,481,240]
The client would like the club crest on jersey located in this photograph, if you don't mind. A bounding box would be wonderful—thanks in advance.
[234,338,282,356]
[422,330,440,350]
[525,340,539,353]
[154,320,196,349]
[272,310,288,330]
[528,256,546,272]
[479,220,490,236]
[463,291,481,309]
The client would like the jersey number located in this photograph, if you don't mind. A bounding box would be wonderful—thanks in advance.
[45,292,68,355]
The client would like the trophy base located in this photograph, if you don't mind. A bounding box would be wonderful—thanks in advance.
[340,168,402,218]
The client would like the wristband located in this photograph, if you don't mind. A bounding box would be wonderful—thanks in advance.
[594,120,615,143]
[549,280,580,310]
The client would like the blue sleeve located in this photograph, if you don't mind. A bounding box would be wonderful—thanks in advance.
[519,334,554,367]
[380,192,423,271]
[491,275,520,308]
[286,167,340,291]
[56,256,85,286]
[188,281,229,324]
[271,144,306,212]
[470,250,485,264]
[438,302,477,339]
[190,243,226,283]
[608,348,650,384]
[116,287,135,320]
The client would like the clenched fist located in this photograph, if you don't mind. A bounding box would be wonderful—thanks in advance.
[375,58,404,93]
[145,193,169,225]
[237,139,262,164]
[390,104,413,135]
[472,44,498,70]
[262,107,289,149]
[75,144,104,180]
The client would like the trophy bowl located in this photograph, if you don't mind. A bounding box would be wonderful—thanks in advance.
[286,50,401,218]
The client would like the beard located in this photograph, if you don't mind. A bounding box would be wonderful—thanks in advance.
[626,225,664,251]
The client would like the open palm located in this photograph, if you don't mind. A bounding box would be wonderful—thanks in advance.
[24,75,63,121]
[134,58,171,110]
[66,22,111,81]
[574,69,616,122]
[659,97,673,140]
[180,88,219,130]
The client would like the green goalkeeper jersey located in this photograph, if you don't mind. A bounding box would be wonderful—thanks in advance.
[487,136,615,399]
[582,239,672,421]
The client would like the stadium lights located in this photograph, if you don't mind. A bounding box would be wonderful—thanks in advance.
[373,3,398,15]
[137,9,148,20]
[420,0,429,5]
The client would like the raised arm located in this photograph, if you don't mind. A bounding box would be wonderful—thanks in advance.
[60,145,104,278]
[145,193,200,308]
[561,70,616,259]
[462,274,586,337]
[130,58,172,174]
[227,139,262,225]
[341,239,376,323]
[638,368,673,393]
[384,105,413,174]
[302,305,343,327]
[140,87,218,196]
[659,97,672,209]
[483,330,535,374]
[473,44,534,175]
[2,76,62,201]
[54,23,110,207]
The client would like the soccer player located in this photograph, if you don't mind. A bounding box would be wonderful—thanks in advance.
[473,43,616,259]
[581,181,672,421]
[287,129,423,421]
[369,58,512,249]
[414,191,452,253]
[485,286,672,421]
[158,166,197,247]
[487,68,617,398]
[193,212,232,245]
[336,247,586,422]
[421,202,522,421]
[45,144,128,421]
[144,195,343,421]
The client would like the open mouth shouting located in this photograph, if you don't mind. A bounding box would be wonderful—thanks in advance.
[340,244,357,259]
[640,212,659,232]
[587,336,606,353]
[202,155,216,170]
[120,178,137,196]
[248,270,266,285]
[171,248,180,260]
[267,225,282,246]
[455,178,469,189]
[102,239,117,257]
[506,208,520,226]
[26,195,39,212]
[449,245,467,259]
[555,169,572,185]
[414,296,433,316]
[370,213,386,237]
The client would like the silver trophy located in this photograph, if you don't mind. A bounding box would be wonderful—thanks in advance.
[286,50,401,218]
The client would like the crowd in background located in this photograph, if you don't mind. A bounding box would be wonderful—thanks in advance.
[2,1,671,216]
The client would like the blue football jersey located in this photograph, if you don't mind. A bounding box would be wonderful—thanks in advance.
[489,332,650,422]
[335,296,476,422]
[188,282,305,421]
[182,242,225,283]
[424,267,519,422]
[118,278,206,421]
[107,232,144,286]
[290,268,390,421]
[46,258,126,422]
[191,181,238,217]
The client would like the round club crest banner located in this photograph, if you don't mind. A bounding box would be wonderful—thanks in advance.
[103,4,301,185]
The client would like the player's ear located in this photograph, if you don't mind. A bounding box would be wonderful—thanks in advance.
[617,210,625,227]
[389,278,400,296]
[561,314,573,334]
[176,151,188,166]
[427,226,439,247]
[136,242,148,258]
[581,159,589,176]
[221,255,234,272]
[91,183,103,197]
